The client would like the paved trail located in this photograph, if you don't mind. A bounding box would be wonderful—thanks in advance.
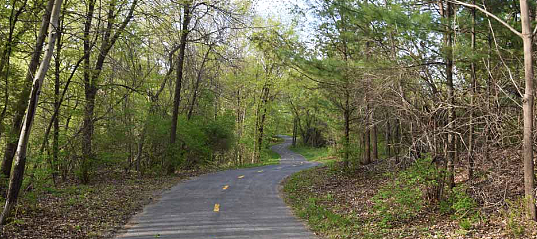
[116,136,318,239]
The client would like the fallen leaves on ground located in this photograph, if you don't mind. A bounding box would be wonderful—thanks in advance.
[0,169,211,239]
[283,148,537,239]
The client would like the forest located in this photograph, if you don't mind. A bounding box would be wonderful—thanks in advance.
[1,0,537,238]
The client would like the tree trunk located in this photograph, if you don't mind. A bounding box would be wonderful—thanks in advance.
[135,45,177,172]
[363,123,371,164]
[440,0,456,189]
[343,91,350,168]
[0,0,62,225]
[134,128,145,172]
[292,117,297,147]
[80,0,137,182]
[52,19,62,183]
[0,0,29,142]
[386,117,391,157]
[235,88,245,165]
[32,12,65,184]
[468,0,476,179]
[170,1,192,145]
[484,33,491,164]
[371,111,378,160]
[256,86,270,162]
[520,0,537,221]
[80,0,96,183]
[187,44,212,120]
[447,2,456,189]
[38,47,82,169]
[0,0,55,180]
[393,119,403,161]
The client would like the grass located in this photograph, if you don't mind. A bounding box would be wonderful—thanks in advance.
[282,166,357,238]
[220,136,284,169]
[283,142,354,238]
[282,163,392,238]
[283,156,525,239]
[229,149,281,169]
[290,144,336,163]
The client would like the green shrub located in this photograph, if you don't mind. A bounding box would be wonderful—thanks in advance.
[144,114,172,169]
[372,157,481,230]
[504,199,528,237]
[284,170,352,236]
[372,157,441,228]
[204,112,235,153]
[451,187,478,217]
[440,186,479,230]
[176,113,236,167]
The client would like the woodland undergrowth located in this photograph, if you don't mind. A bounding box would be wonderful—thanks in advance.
[283,147,537,239]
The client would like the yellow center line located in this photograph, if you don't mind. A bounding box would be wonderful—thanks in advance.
[238,175,245,179]
[223,185,229,190]
[214,203,220,212]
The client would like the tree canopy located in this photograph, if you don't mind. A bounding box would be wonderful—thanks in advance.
[2,0,537,233]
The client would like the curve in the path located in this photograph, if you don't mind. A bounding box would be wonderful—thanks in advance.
[116,136,318,239]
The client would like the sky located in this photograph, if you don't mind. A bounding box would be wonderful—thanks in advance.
[254,0,297,23]
[254,0,318,47]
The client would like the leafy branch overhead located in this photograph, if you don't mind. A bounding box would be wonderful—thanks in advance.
[1,0,537,237]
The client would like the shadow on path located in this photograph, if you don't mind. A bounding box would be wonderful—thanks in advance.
[115,136,318,239]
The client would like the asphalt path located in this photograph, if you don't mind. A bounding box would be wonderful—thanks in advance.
[116,136,319,239]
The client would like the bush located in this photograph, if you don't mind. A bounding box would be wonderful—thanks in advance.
[503,199,529,237]
[372,157,442,227]
[204,112,235,153]
[443,186,479,230]
[176,113,236,167]
[145,114,172,165]
[372,156,481,230]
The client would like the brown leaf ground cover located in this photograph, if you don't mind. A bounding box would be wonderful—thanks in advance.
[0,169,211,239]
[283,149,537,239]
[0,139,282,239]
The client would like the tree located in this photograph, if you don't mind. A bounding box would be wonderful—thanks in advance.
[446,0,536,222]
[0,0,55,180]
[80,0,138,183]
[170,0,193,150]
[439,0,456,189]
[0,0,63,225]
[519,0,536,220]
